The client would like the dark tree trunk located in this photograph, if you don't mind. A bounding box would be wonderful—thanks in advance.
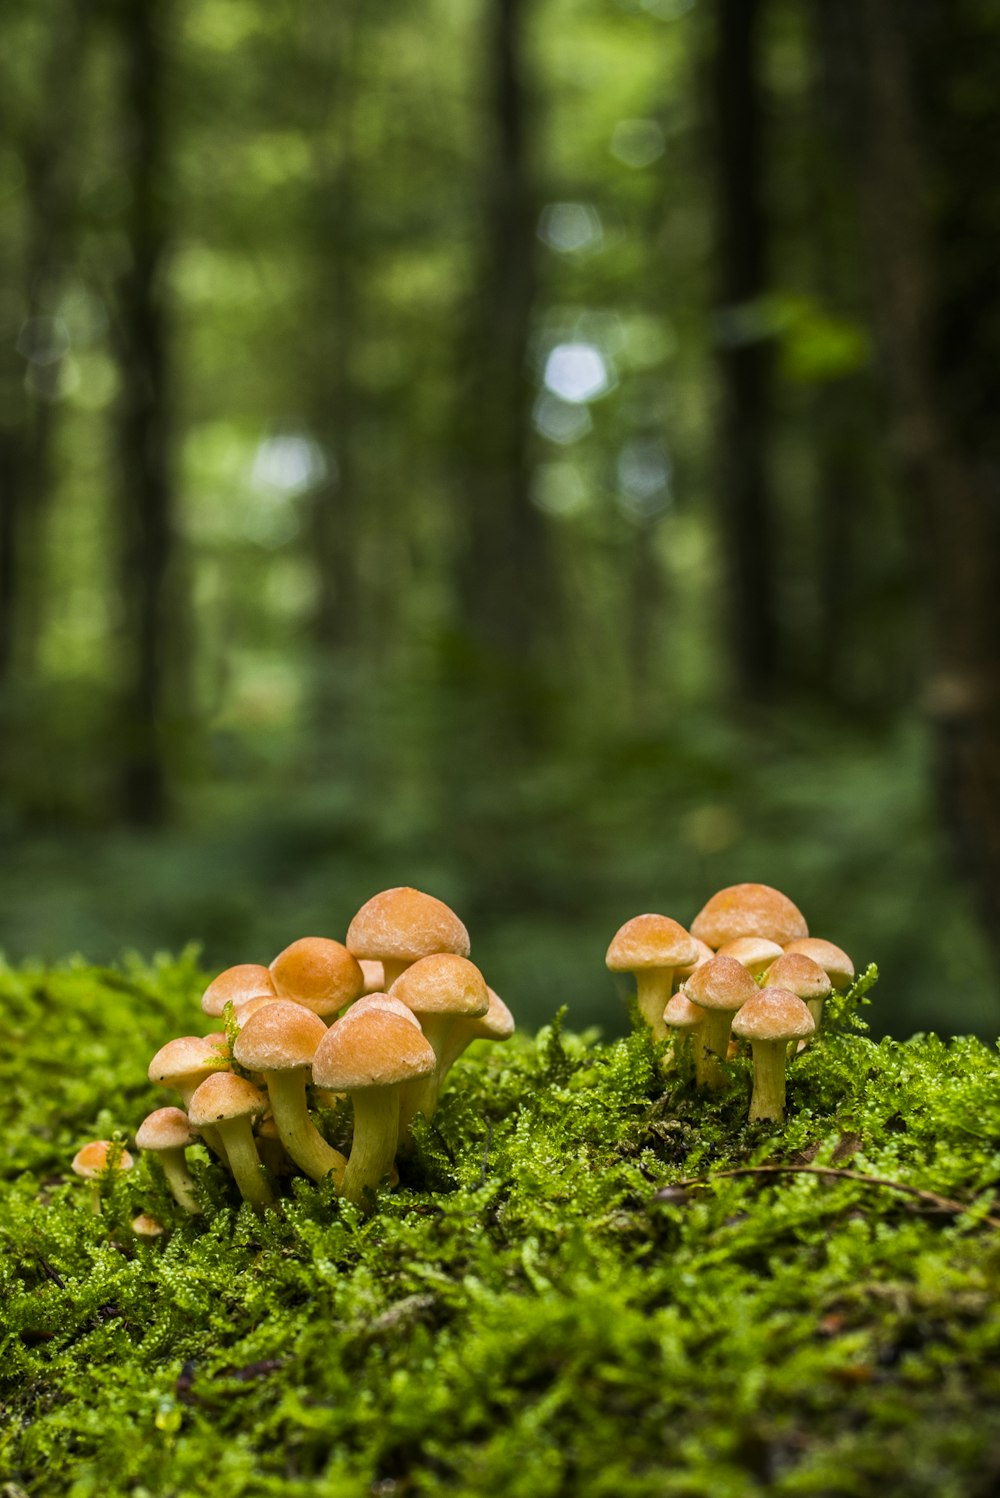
[859,0,1000,966]
[713,0,778,701]
[112,0,175,825]
[454,0,549,741]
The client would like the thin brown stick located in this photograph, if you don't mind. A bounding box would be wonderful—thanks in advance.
[657,1164,1000,1230]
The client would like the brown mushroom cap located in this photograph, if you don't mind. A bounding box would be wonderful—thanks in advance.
[662,992,704,1032]
[349,992,423,1028]
[201,964,276,1018]
[716,936,784,976]
[131,1213,165,1239]
[389,954,489,1019]
[72,1140,134,1178]
[605,914,698,972]
[187,1072,268,1129]
[690,884,808,948]
[232,1000,327,1072]
[465,987,515,1042]
[312,1006,436,1092]
[675,937,715,982]
[269,937,364,1016]
[232,993,286,1029]
[763,953,832,1001]
[732,988,816,1043]
[135,1107,196,1153]
[683,954,759,1013]
[345,886,470,964]
[783,937,855,989]
[148,1035,229,1092]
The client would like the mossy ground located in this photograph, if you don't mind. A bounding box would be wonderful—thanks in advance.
[1,954,999,1498]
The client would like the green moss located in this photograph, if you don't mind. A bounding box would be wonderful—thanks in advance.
[1,955,999,1497]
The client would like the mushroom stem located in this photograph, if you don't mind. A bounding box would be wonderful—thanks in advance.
[176,1085,230,1170]
[747,1038,789,1122]
[398,1015,449,1134]
[806,996,825,1030]
[341,1087,400,1206]
[635,970,673,1040]
[264,1069,347,1185]
[380,959,411,990]
[694,1010,733,1090]
[217,1119,274,1208]
[159,1150,201,1215]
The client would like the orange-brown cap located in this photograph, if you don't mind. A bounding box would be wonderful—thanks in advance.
[683,955,758,1014]
[763,953,831,1001]
[135,1107,196,1153]
[270,937,364,1018]
[690,884,808,948]
[131,1213,164,1239]
[187,1072,268,1129]
[464,987,515,1042]
[783,937,855,989]
[72,1140,134,1178]
[348,992,423,1028]
[148,1035,230,1092]
[605,915,698,973]
[662,992,704,1032]
[233,1001,327,1072]
[346,887,470,964]
[389,954,489,1019]
[201,964,276,1018]
[716,937,784,976]
[232,993,286,1029]
[675,937,715,982]
[312,1006,436,1092]
[732,988,816,1043]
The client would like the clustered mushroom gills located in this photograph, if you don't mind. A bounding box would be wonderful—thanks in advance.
[606,883,856,1125]
[73,887,513,1223]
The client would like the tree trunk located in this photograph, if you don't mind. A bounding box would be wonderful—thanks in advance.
[713,0,777,702]
[112,0,175,825]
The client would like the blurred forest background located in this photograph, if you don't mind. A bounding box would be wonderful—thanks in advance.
[2,0,1000,1038]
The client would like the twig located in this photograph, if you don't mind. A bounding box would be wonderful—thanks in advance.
[656,1164,1000,1230]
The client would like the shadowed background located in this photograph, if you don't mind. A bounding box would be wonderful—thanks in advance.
[2,0,999,1037]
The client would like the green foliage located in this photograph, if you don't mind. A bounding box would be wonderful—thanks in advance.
[2,955,999,1497]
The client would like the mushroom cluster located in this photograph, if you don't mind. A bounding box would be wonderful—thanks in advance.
[606,883,856,1123]
[74,887,514,1224]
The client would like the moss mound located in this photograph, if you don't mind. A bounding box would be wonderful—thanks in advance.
[1,953,999,1497]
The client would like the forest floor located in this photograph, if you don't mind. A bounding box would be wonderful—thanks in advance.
[1,956,999,1497]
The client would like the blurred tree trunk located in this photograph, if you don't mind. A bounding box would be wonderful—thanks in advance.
[860,0,1000,964]
[713,0,778,701]
[111,0,175,825]
[453,0,549,742]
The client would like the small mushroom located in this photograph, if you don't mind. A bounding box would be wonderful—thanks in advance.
[673,937,715,989]
[731,988,815,1122]
[71,1140,134,1214]
[690,884,808,948]
[389,955,489,1130]
[716,936,784,978]
[233,1001,347,1185]
[131,1212,165,1240]
[763,951,832,1033]
[312,1004,436,1205]
[605,915,699,1041]
[201,964,276,1019]
[661,991,703,1067]
[147,1033,232,1165]
[438,986,515,1082]
[782,937,855,991]
[187,1073,273,1209]
[683,955,758,1089]
[346,886,471,989]
[269,937,365,1021]
[135,1107,201,1215]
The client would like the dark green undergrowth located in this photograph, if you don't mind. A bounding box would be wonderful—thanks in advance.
[2,954,1000,1498]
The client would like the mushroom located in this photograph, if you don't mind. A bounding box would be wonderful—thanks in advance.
[134,1107,201,1215]
[201,964,276,1019]
[763,951,832,1033]
[71,1140,134,1214]
[731,988,815,1122]
[716,936,784,978]
[313,1004,436,1205]
[388,954,489,1130]
[438,986,515,1083]
[187,1073,273,1209]
[682,955,758,1089]
[346,886,471,990]
[605,915,699,1040]
[232,992,294,1029]
[661,991,703,1066]
[690,884,808,948]
[131,1213,165,1241]
[147,1033,232,1165]
[782,937,855,991]
[232,1001,347,1185]
[269,937,365,1021]
[673,937,715,989]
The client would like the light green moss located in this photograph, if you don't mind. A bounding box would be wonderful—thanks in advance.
[1,955,999,1497]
